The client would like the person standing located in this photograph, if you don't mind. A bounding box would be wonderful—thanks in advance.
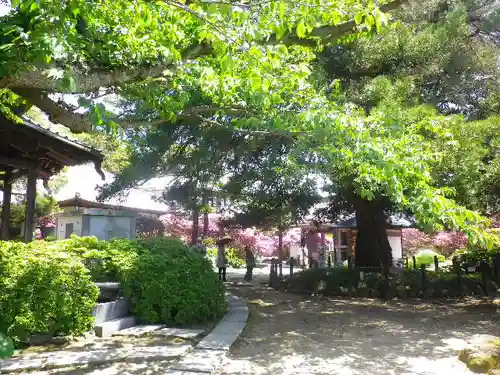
[216,242,228,282]
[244,247,256,281]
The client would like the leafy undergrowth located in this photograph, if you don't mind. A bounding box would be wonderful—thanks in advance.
[285,268,500,298]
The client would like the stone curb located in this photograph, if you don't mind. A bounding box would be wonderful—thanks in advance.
[166,293,249,375]
[0,345,191,373]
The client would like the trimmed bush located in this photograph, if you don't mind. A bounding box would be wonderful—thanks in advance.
[0,236,226,344]
[0,241,98,343]
[121,238,227,325]
[61,236,227,325]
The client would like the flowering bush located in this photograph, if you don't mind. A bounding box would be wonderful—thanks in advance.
[161,213,304,257]
[402,228,468,257]
[38,214,56,228]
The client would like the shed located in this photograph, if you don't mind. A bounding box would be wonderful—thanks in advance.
[300,215,412,265]
[0,115,104,241]
[55,197,167,240]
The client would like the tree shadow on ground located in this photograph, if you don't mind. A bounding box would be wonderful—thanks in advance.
[220,284,500,375]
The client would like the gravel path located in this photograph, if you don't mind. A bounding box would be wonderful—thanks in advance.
[218,279,500,375]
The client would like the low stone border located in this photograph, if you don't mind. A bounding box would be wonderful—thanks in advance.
[0,345,191,373]
[0,294,248,374]
[166,293,249,375]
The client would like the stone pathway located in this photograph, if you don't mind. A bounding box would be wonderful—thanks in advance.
[1,340,192,373]
[215,283,500,375]
[167,294,249,374]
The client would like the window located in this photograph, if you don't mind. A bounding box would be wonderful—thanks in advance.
[64,223,74,239]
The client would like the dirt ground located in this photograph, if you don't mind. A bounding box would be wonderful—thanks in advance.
[218,279,500,375]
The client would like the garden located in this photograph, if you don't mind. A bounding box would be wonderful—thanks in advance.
[0,236,227,360]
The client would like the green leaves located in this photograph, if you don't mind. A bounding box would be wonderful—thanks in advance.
[61,73,76,92]
[296,21,307,38]
[220,54,232,71]
[354,13,364,25]
[250,72,262,91]
[0,240,99,344]
[0,333,14,359]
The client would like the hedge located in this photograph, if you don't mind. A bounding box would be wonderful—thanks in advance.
[49,236,227,325]
[0,236,227,346]
[286,267,496,298]
[0,241,98,344]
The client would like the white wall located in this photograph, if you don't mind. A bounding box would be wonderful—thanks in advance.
[289,244,301,258]
[388,236,403,260]
[56,216,82,240]
[88,216,134,240]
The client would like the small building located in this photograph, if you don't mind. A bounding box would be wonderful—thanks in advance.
[0,115,104,241]
[299,215,411,265]
[55,197,167,240]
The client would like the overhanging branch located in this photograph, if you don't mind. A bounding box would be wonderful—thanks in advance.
[14,89,93,133]
[3,65,173,94]
[1,0,410,133]
[1,0,409,97]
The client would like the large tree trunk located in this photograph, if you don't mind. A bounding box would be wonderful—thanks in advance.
[353,197,392,270]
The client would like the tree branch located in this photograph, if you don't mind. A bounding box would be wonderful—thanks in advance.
[258,0,409,46]
[116,105,256,127]
[2,0,409,95]
[2,65,174,94]
[14,89,94,133]
[2,0,409,133]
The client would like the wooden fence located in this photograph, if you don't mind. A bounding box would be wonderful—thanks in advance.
[268,254,500,297]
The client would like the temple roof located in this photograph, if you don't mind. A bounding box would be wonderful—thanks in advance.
[58,196,168,216]
[0,115,104,181]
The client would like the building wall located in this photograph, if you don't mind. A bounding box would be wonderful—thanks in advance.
[87,215,136,240]
[387,229,403,261]
[332,228,403,263]
[56,216,83,240]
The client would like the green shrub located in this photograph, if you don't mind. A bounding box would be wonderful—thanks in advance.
[408,249,445,268]
[46,236,116,282]
[285,267,487,298]
[115,238,227,325]
[0,236,226,339]
[0,241,98,343]
[0,332,14,359]
[63,236,227,325]
[226,248,245,268]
